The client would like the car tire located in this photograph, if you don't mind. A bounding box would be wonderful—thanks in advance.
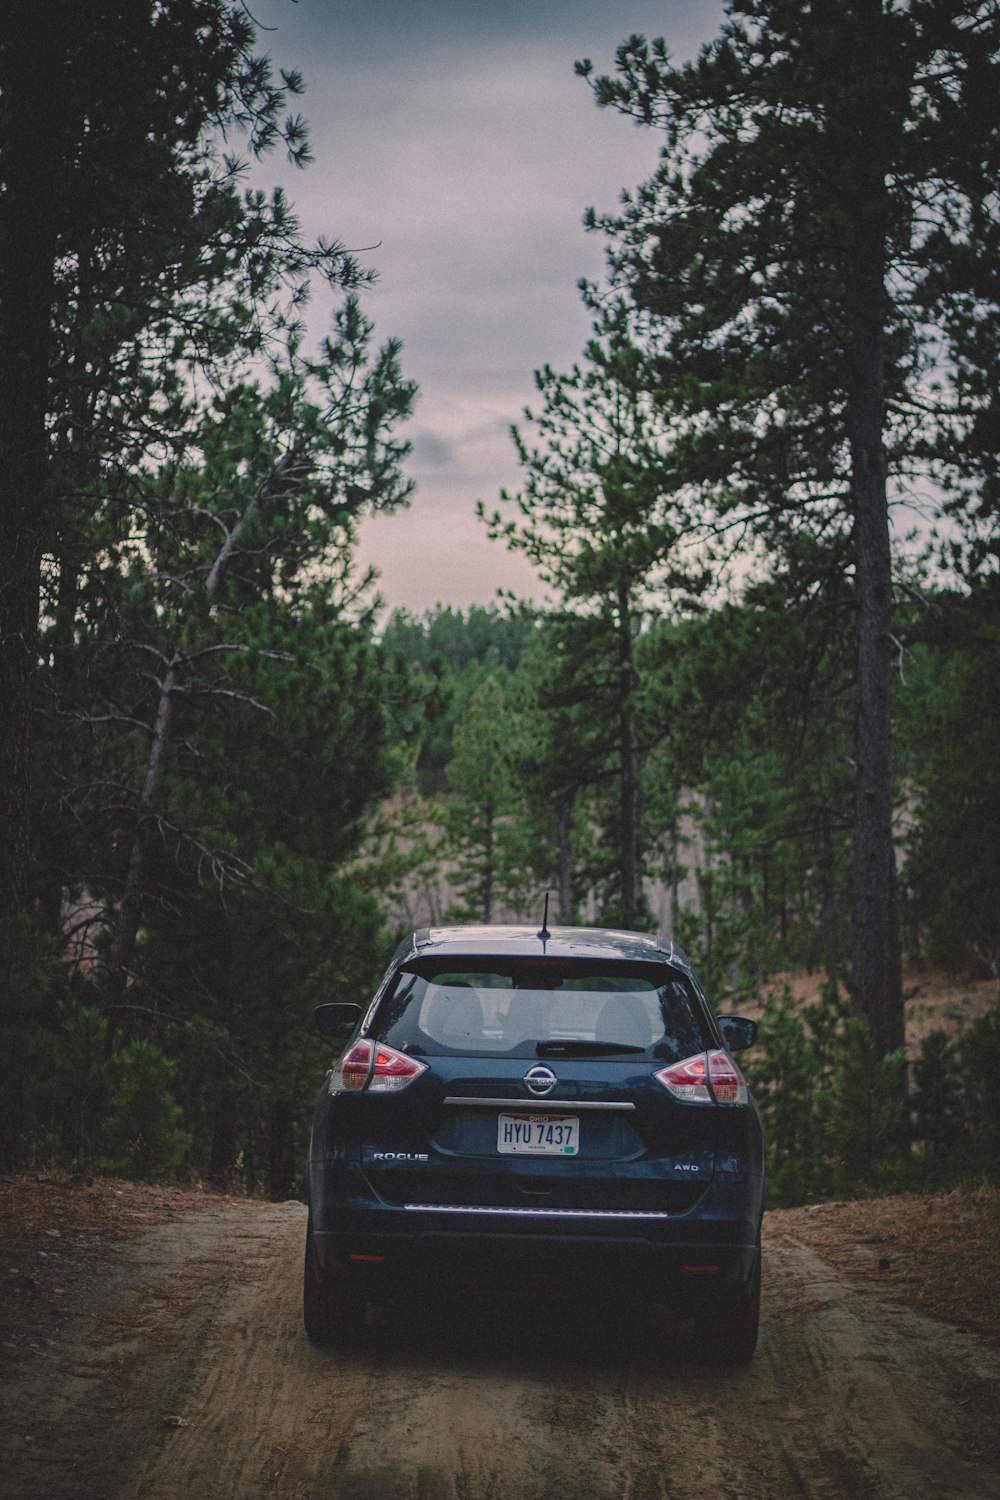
[694,1244,761,1365]
[303,1220,369,1346]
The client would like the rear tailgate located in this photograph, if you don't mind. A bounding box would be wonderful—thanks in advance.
[355,1056,718,1214]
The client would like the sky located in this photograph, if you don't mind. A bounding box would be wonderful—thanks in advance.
[250,1,723,614]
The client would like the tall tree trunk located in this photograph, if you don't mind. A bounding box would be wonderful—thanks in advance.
[35,549,83,935]
[821,808,840,1005]
[481,816,494,924]
[670,816,681,936]
[615,583,642,927]
[268,1095,296,1201]
[0,12,65,919]
[105,655,181,1006]
[848,311,903,1060]
[556,795,574,922]
[209,1078,240,1186]
[844,1,904,1062]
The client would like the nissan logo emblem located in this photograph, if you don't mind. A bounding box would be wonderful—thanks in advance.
[523,1065,557,1097]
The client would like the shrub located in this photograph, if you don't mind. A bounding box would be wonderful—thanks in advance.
[960,1006,1000,1182]
[817,1020,909,1195]
[910,1028,968,1183]
[95,1038,192,1179]
[745,986,829,1205]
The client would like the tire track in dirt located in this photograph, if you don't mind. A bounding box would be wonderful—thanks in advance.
[3,1202,999,1500]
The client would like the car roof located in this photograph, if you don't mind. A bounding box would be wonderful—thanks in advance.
[390,924,692,973]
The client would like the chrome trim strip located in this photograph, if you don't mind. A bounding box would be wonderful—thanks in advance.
[403,1204,672,1220]
[441,1097,634,1112]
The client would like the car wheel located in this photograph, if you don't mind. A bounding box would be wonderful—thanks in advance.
[303,1220,369,1346]
[694,1246,761,1365]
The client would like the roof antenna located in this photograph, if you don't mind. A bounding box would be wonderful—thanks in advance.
[537,891,552,948]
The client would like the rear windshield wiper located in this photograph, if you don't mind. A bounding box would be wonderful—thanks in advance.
[535,1039,647,1058]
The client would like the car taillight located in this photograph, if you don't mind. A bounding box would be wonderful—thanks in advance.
[330,1039,426,1096]
[654,1050,748,1105]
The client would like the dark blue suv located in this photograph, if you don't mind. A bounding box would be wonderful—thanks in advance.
[304,924,765,1362]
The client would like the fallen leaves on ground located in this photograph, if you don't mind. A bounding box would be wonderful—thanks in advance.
[773,1187,1000,1345]
[0,1172,245,1359]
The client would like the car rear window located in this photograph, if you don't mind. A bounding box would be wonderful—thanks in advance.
[370,958,711,1061]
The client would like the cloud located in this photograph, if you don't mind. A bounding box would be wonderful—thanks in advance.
[249,0,723,609]
[409,427,455,467]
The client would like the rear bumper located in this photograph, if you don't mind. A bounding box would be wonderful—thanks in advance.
[307,1165,764,1302]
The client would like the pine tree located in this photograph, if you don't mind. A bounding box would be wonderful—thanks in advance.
[444,676,518,924]
[482,298,710,928]
[580,0,1000,1057]
[40,292,414,1007]
[0,0,355,919]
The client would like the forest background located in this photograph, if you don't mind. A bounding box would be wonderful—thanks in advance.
[1,0,998,1206]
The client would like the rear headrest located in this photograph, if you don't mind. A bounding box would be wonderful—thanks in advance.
[421,986,486,1047]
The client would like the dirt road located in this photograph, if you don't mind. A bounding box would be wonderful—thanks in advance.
[3,1196,999,1500]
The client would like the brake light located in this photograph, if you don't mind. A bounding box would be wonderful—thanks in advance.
[329,1039,426,1095]
[654,1050,748,1105]
[336,1041,374,1092]
[706,1050,747,1104]
[369,1043,427,1093]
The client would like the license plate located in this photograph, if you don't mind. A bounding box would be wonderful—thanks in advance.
[497,1113,579,1155]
